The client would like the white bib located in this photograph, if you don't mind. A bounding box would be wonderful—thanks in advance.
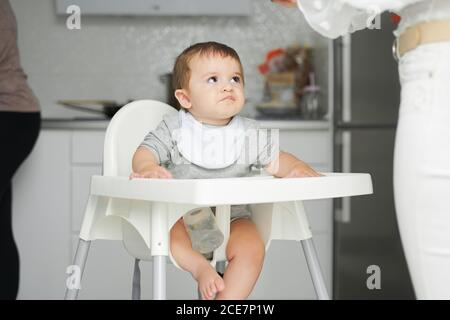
[173,109,246,169]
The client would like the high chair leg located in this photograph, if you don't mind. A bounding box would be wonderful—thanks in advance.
[301,238,330,300]
[64,239,91,300]
[153,256,166,300]
[132,258,141,300]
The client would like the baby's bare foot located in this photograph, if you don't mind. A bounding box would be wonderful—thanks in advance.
[193,262,225,300]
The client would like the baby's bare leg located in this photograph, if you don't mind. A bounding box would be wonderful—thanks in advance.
[215,219,265,300]
[170,218,225,300]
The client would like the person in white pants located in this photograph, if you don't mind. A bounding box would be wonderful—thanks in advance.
[273,0,450,299]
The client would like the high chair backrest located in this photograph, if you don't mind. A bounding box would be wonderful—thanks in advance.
[103,100,178,177]
[95,100,179,260]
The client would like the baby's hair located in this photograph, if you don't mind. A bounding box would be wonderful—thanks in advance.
[172,41,244,92]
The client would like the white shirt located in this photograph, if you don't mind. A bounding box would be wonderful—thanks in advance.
[295,0,450,38]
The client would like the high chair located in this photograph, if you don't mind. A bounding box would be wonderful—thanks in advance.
[64,100,373,300]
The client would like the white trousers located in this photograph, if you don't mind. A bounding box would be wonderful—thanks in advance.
[394,40,450,299]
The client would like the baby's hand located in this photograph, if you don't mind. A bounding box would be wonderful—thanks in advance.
[129,165,173,179]
[284,161,323,178]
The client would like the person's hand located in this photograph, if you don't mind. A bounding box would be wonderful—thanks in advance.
[129,165,173,179]
[284,161,323,178]
[271,0,298,8]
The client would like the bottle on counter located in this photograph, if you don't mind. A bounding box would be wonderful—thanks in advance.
[183,207,224,254]
[300,72,326,120]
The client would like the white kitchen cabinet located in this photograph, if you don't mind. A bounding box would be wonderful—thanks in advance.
[71,131,105,165]
[12,130,72,300]
[13,123,333,299]
[278,129,331,169]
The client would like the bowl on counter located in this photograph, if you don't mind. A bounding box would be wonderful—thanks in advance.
[255,103,302,119]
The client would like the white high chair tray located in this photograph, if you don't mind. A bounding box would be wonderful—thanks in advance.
[90,172,372,205]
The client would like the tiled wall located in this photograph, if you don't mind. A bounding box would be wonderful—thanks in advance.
[12,0,329,119]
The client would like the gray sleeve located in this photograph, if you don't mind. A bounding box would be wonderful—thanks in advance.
[256,126,280,167]
[139,119,173,165]
[242,118,280,168]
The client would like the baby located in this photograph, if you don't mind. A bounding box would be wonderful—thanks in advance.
[131,41,321,300]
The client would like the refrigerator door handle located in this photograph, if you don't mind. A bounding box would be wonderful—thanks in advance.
[335,130,352,223]
[335,34,352,224]
[342,34,352,123]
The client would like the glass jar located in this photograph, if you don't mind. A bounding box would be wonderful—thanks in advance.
[299,73,326,120]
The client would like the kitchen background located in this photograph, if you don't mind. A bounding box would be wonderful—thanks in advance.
[11,0,335,300]
[10,0,414,300]
[12,0,328,119]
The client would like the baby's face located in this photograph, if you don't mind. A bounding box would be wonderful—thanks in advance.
[182,54,245,125]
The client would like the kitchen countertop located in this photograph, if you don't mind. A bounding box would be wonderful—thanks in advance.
[41,118,331,131]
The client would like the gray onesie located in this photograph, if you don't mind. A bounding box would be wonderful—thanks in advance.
[139,110,278,221]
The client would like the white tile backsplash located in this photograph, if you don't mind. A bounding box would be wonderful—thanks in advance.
[11,0,328,119]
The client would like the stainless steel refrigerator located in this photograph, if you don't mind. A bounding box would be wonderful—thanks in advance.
[332,13,415,299]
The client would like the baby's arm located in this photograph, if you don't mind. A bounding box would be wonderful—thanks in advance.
[130,147,172,179]
[264,150,322,178]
